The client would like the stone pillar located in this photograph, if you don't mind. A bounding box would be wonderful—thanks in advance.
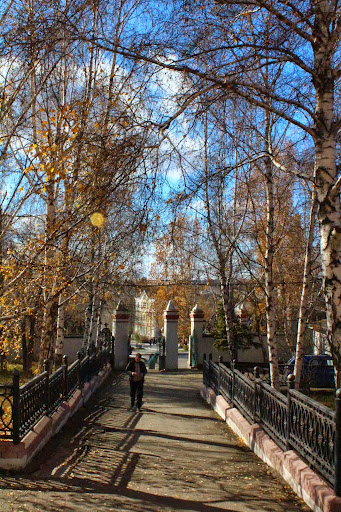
[189,304,204,367]
[163,300,179,370]
[112,301,130,370]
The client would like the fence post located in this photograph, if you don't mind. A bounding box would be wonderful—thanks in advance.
[203,353,206,385]
[77,351,82,389]
[286,374,295,451]
[218,356,223,394]
[12,370,20,445]
[231,359,236,407]
[110,337,115,369]
[62,355,68,400]
[253,366,260,423]
[335,388,341,496]
[44,359,51,375]
[44,359,50,415]
[96,347,100,374]
[87,348,91,381]
[208,359,211,387]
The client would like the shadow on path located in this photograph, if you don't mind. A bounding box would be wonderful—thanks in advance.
[0,371,309,512]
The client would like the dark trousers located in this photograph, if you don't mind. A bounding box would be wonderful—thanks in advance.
[130,380,144,408]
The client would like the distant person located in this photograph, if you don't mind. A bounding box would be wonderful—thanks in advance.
[101,323,112,344]
[125,353,147,411]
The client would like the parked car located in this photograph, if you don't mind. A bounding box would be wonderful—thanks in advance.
[283,354,335,389]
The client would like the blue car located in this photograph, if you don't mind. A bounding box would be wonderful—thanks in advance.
[284,354,335,389]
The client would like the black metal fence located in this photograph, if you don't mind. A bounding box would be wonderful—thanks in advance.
[0,343,113,444]
[203,359,339,494]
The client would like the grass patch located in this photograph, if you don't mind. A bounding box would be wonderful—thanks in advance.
[0,363,39,386]
[307,389,335,410]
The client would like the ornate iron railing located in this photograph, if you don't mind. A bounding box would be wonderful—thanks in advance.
[221,361,288,385]
[233,370,255,423]
[97,346,111,373]
[0,384,15,439]
[80,354,91,384]
[203,360,210,388]
[208,361,219,394]
[19,372,48,439]
[258,382,287,451]
[87,353,97,382]
[289,389,335,486]
[67,359,80,399]
[48,366,64,415]
[203,358,340,494]
[219,363,233,404]
[0,343,113,444]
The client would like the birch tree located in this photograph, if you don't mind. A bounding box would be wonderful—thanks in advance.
[294,187,319,388]
[201,108,249,362]
[0,0,156,367]
[109,0,341,384]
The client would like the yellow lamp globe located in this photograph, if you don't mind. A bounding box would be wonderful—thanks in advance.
[90,212,105,227]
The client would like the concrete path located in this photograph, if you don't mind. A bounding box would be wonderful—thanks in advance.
[0,370,309,512]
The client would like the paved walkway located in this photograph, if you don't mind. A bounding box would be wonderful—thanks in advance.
[0,370,309,512]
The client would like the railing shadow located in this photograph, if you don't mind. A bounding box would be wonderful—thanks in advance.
[0,370,306,512]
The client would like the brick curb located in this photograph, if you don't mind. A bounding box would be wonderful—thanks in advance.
[0,364,112,470]
[201,384,341,512]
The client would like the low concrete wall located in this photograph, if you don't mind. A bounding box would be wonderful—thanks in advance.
[195,333,294,367]
[63,336,84,362]
[197,335,265,366]
[201,384,341,512]
[32,336,84,362]
[0,364,112,470]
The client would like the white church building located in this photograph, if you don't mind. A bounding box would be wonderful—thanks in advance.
[133,291,156,338]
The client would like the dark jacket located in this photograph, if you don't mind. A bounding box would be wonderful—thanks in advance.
[125,359,147,382]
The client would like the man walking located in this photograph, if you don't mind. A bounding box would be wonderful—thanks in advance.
[101,323,112,344]
[125,353,147,411]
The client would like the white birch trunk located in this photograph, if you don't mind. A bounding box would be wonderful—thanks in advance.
[39,299,58,368]
[55,295,65,360]
[315,135,341,386]
[89,294,99,347]
[203,112,236,360]
[312,7,341,386]
[39,181,58,370]
[82,230,96,352]
[96,299,103,347]
[264,152,280,389]
[219,269,235,360]
[83,289,94,352]
[294,190,317,389]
